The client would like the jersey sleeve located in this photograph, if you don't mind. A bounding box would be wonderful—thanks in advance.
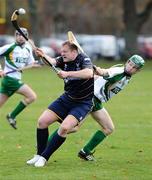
[0,43,14,56]
[81,54,93,69]
[55,56,64,69]
[105,67,124,79]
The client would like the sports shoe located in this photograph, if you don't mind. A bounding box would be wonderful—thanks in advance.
[27,155,41,165]
[34,156,47,167]
[78,149,96,161]
[6,114,17,129]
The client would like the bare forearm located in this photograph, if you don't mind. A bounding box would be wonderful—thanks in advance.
[94,66,109,77]
[66,68,93,79]
[57,68,93,79]
[35,48,56,65]
[42,54,56,65]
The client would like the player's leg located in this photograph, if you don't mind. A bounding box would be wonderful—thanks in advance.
[85,108,114,151]
[0,76,19,129]
[0,76,12,107]
[0,93,9,108]
[47,94,82,143]
[0,93,16,128]
[27,109,58,165]
[47,122,80,143]
[34,114,78,167]
[78,108,114,161]
[34,98,92,167]
[6,81,37,129]
[44,115,78,157]
[0,93,13,127]
[0,76,16,129]
[10,84,37,119]
[58,114,79,136]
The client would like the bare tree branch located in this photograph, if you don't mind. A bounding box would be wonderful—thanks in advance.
[137,0,152,30]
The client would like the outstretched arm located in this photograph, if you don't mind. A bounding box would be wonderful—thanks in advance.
[94,66,109,77]
[35,48,56,66]
[57,68,93,79]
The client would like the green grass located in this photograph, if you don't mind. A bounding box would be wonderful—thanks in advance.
[0,60,152,180]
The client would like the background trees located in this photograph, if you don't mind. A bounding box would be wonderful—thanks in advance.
[123,0,152,56]
[0,0,152,57]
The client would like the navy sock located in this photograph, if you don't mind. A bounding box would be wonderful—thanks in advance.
[41,132,66,160]
[37,128,49,155]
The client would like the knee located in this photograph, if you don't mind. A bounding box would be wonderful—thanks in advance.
[58,125,70,136]
[30,93,37,102]
[67,126,79,134]
[37,117,48,129]
[72,126,79,132]
[103,124,115,136]
[27,93,37,104]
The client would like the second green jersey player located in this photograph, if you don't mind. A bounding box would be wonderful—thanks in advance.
[78,54,145,161]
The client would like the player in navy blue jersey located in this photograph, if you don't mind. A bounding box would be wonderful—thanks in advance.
[27,41,94,167]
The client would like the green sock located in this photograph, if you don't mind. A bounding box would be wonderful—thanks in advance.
[48,129,58,142]
[83,130,106,154]
[10,101,26,119]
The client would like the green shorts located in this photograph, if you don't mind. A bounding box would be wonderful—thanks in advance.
[0,76,24,97]
[92,96,103,112]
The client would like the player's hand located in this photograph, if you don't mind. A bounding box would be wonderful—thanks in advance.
[0,70,5,77]
[93,66,102,75]
[94,66,108,76]
[35,48,45,57]
[57,70,69,79]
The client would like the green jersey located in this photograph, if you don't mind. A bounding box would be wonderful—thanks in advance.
[94,66,131,102]
[0,42,35,80]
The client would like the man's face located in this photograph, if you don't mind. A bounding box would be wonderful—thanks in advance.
[61,44,77,62]
[124,60,140,75]
[15,33,26,45]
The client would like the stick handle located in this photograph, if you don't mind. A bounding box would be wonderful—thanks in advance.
[41,56,59,73]
[6,64,36,74]
[11,9,59,74]
[28,39,37,50]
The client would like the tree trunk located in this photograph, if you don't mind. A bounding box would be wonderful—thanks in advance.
[123,0,138,57]
[28,0,40,46]
[123,0,152,58]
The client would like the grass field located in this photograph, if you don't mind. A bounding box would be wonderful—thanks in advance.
[0,60,152,180]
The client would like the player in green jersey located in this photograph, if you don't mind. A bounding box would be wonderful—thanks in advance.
[78,54,145,161]
[0,28,39,129]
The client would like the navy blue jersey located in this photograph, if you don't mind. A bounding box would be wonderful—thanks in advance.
[55,53,94,101]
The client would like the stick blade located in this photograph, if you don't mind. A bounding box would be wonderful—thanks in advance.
[11,10,18,21]
[68,31,76,43]
[67,31,84,53]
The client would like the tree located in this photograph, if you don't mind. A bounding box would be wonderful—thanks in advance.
[28,0,40,46]
[123,0,152,57]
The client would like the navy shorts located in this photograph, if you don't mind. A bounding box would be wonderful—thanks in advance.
[48,93,93,122]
